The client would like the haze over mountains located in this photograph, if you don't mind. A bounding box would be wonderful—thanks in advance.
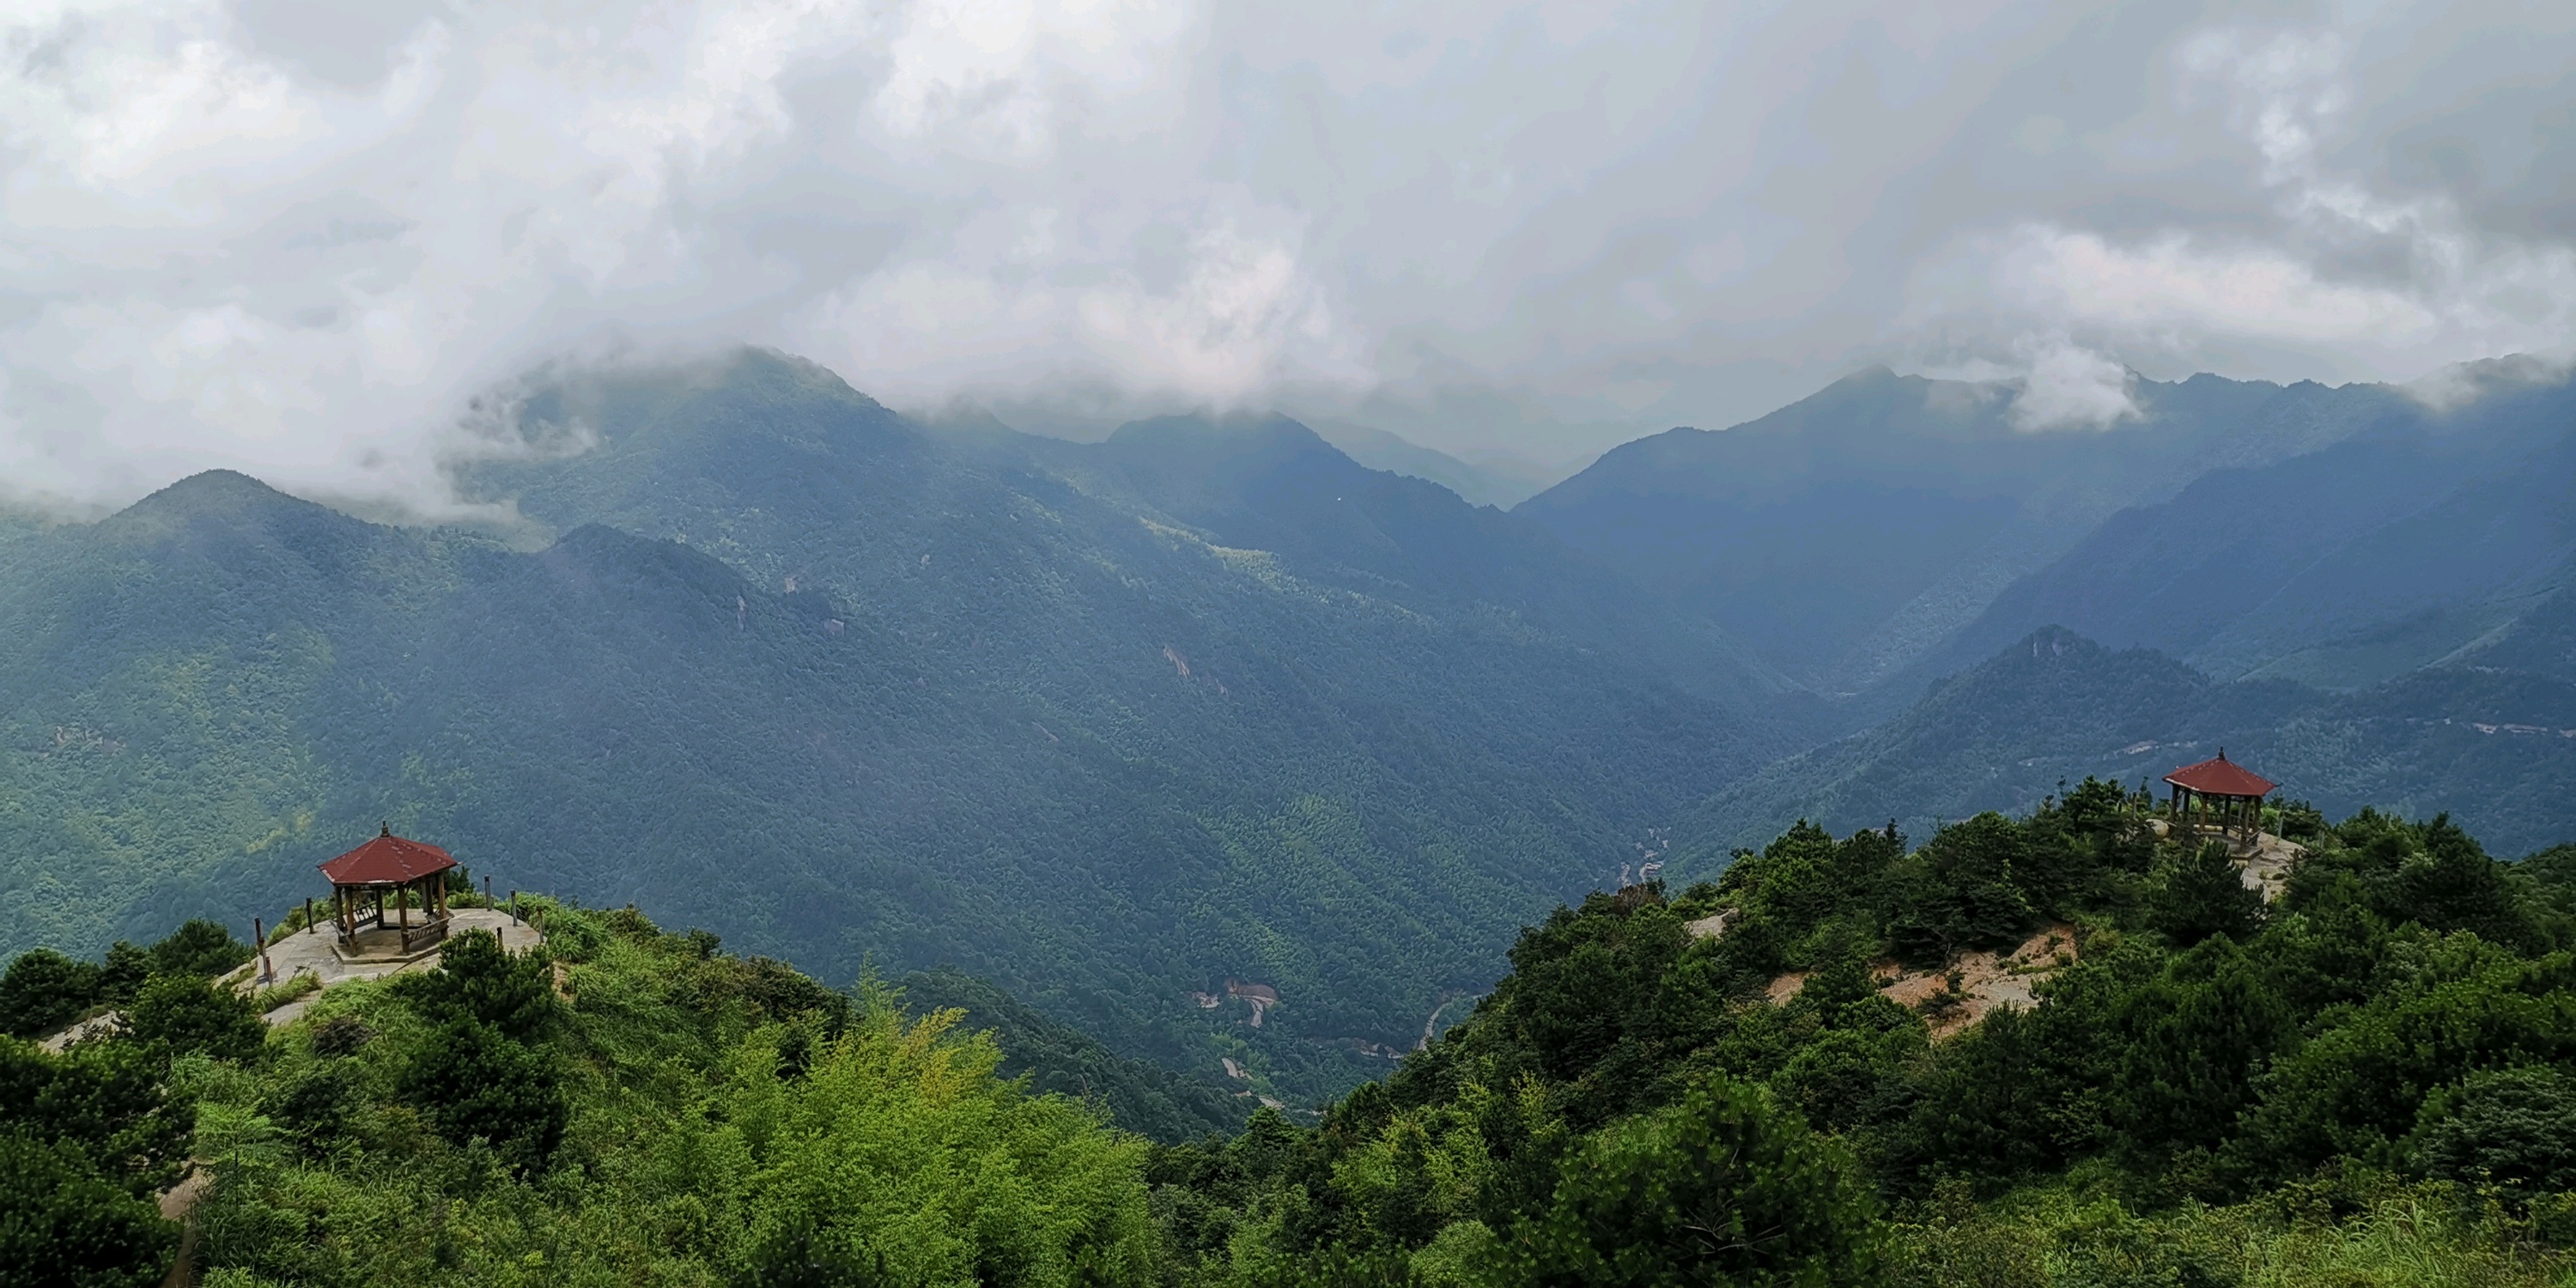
[3,346,2572,1100]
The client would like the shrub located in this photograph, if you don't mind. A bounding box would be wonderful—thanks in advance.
[0,950,104,1040]
[0,1130,176,1288]
[125,975,266,1065]
[398,1019,568,1175]
[1494,1076,1879,1286]
[2414,1065,2576,1194]
[148,920,253,981]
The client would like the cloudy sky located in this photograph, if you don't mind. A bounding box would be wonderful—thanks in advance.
[4,0,2574,507]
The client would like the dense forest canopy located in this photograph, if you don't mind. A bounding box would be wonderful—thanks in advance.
[9,797,2576,1284]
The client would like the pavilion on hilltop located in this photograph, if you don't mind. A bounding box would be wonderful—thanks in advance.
[2162,750,2276,841]
[321,824,459,956]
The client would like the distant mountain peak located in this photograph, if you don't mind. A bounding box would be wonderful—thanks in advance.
[110,469,323,530]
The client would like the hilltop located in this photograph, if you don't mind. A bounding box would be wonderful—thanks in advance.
[1142,795,2576,1284]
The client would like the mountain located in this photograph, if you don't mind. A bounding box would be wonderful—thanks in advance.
[1912,365,2576,692]
[1297,417,1571,508]
[1676,625,2576,866]
[0,349,1788,1103]
[1516,367,2414,691]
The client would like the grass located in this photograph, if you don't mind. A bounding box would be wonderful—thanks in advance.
[1888,1176,2576,1288]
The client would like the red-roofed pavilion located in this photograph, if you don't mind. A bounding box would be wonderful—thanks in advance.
[321,825,459,953]
[2163,750,2277,841]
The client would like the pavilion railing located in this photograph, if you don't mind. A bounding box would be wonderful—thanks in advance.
[399,915,452,954]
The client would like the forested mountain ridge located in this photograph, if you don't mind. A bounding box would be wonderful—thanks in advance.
[1911,364,2576,693]
[0,350,1784,1104]
[1516,366,2415,691]
[8,345,2572,1112]
[472,364,1787,709]
[1680,625,2576,864]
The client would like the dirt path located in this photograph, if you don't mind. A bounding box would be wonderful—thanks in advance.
[157,1168,213,1287]
[1417,994,1473,1052]
[1770,923,2081,1041]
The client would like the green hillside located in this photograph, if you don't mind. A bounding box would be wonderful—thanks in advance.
[0,352,1784,1104]
[0,900,1164,1285]
[1147,799,2576,1285]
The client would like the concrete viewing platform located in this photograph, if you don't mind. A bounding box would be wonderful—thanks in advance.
[253,908,544,1026]
[39,908,545,1049]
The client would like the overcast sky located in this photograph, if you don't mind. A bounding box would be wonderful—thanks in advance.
[5,0,2574,507]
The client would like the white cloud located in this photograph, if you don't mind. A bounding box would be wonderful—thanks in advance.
[3,0,2576,507]
[2006,335,2137,433]
[1917,15,2576,401]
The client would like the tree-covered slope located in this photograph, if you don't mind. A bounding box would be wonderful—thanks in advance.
[1676,627,2576,864]
[1516,367,2402,690]
[901,967,1249,1144]
[1917,366,2576,691]
[0,352,1784,1103]
[1148,799,2576,1285]
[0,899,1166,1284]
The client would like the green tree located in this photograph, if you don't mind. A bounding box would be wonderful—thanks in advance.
[0,1131,175,1288]
[2413,1065,2576,1194]
[1496,1077,1878,1287]
[394,928,555,1042]
[1893,981,2114,1187]
[398,1018,568,1176]
[2258,882,2392,1014]
[263,1062,363,1162]
[729,1008,1158,1286]
[124,975,265,1065]
[1886,814,2036,963]
[2109,936,2291,1180]
[94,944,152,1007]
[2149,841,2264,947]
[0,950,104,1040]
[2235,949,2576,1178]
[2397,816,2544,951]
[0,1037,194,1196]
[146,920,251,981]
